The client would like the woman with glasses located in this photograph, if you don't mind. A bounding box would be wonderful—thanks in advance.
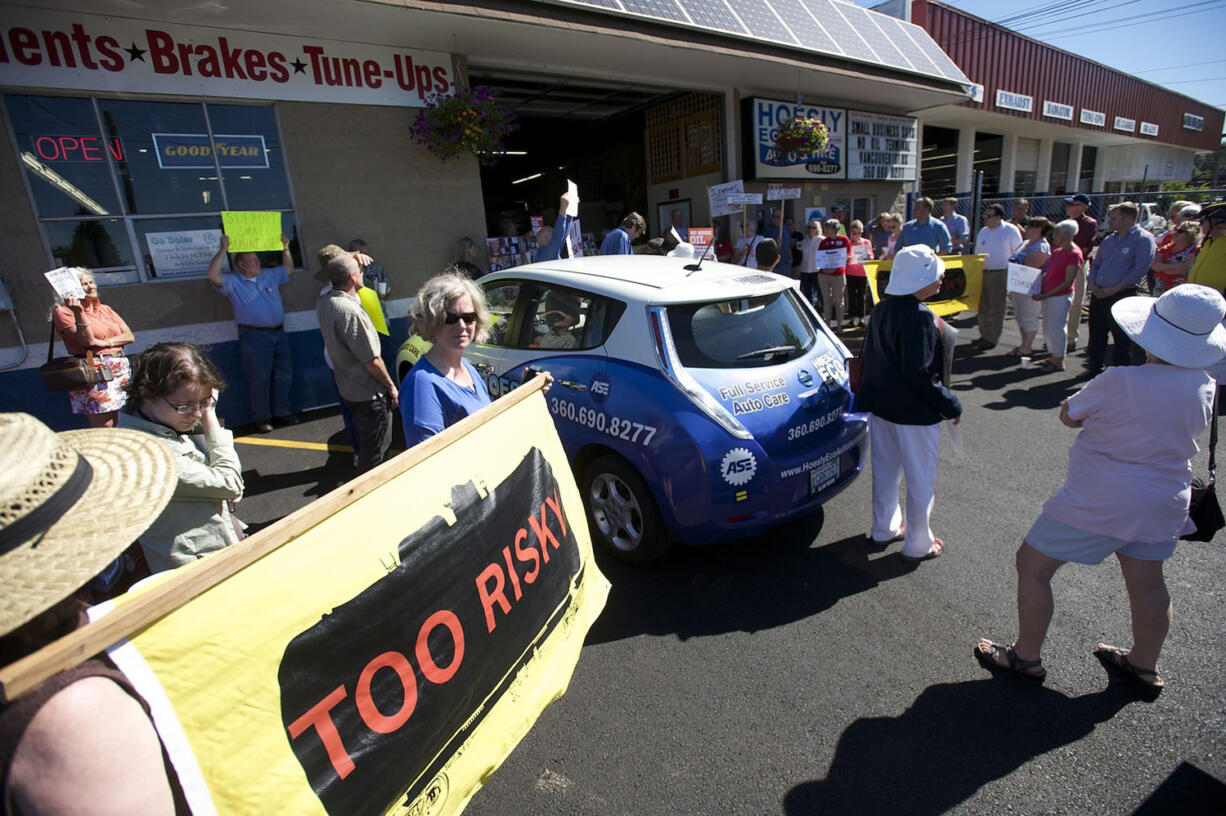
[119,342,244,572]
[400,273,494,447]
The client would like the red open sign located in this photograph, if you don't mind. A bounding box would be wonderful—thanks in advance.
[32,135,124,163]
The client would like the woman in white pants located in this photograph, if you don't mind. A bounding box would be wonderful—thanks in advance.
[854,246,963,561]
[1031,220,1083,371]
[1006,217,1052,359]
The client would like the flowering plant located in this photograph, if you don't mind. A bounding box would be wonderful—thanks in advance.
[774,116,829,155]
[410,86,519,166]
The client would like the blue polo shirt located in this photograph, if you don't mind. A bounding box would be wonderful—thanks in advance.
[599,227,633,256]
[899,218,952,254]
[1088,225,1155,290]
[214,266,290,327]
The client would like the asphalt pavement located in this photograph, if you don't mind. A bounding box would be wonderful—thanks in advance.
[234,313,1226,816]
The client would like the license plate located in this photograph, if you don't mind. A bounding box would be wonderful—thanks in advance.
[809,459,840,494]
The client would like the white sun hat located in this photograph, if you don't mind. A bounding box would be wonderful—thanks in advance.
[885,245,945,296]
[1111,284,1226,369]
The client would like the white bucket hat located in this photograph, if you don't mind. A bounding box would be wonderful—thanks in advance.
[1111,285,1226,369]
[885,245,945,296]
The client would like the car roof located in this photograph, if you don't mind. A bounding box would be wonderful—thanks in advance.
[481,255,793,304]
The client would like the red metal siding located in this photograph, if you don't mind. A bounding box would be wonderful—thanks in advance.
[914,0,1222,151]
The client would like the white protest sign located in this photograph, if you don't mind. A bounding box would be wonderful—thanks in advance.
[727,193,763,205]
[44,267,86,300]
[146,229,223,278]
[816,248,848,268]
[567,219,584,258]
[1006,262,1042,295]
[766,186,802,200]
[851,244,871,263]
[565,179,579,216]
[708,180,745,217]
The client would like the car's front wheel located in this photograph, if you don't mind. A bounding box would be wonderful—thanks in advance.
[582,454,670,563]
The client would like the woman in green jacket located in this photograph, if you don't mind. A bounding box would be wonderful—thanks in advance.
[119,342,244,572]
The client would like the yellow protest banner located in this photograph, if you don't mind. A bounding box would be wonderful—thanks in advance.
[1,379,609,816]
[358,286,389,336]
[864,254,985,317]
[221,210,283,253]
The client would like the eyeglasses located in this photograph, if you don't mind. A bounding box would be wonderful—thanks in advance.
[161,396,217,415]
[444,311,478,325]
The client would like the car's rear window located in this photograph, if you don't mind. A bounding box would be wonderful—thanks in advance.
[666,289,818,368]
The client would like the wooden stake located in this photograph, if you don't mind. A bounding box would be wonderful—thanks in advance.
[0,376,549,703]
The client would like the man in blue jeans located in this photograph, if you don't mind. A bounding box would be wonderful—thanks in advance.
[207,233,296,433]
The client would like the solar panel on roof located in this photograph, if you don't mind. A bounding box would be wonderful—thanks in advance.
[678,0,749,37]
[900,19,968,81]
[836,2,914,71]
[765,0,842,56]
[620,0,689,23]
[723,0,796,43]
[877,14,942,76]
[803,0,876,62]
[542,0,969,86]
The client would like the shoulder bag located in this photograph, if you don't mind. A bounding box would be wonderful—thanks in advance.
[1182,387,1224,542]
[39,322,112,392]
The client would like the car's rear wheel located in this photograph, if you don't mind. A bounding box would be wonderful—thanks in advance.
[582,454,669,563]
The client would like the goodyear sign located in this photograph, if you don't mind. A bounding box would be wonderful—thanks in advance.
[152,133,269,169]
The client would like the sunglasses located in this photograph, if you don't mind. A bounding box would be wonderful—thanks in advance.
[444,311,478,325]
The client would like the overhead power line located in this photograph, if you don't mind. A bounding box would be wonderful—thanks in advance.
[1136,58,1226,74]
[1025,0,1226,39]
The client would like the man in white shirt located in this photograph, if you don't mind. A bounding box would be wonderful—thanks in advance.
[972,203,1023,350]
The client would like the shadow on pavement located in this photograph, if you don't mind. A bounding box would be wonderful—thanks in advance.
[1132,761,1226,815]
[585,512,929,644]
[782,678,1139,816]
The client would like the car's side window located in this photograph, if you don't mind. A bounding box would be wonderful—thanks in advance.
[514,285,625,351]
[481,281,521,347]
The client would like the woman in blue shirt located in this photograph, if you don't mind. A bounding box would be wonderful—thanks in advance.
[400,274,493,447]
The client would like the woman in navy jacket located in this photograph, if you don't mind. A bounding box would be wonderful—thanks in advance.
[857,245,962,561]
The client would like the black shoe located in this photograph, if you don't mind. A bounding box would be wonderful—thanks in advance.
[253,421,274,434]
[974,338,996,350]
[274,414,301,427]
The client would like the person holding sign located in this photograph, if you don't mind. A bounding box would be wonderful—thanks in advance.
[534,191,576,263]
[846,220,875,328]
[1005,217,1053,360]
[856,246,962,562]
[51,268,135,428]
[207,233,295,434]
[817,220,852,332]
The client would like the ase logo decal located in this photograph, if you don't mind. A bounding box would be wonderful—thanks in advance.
[588,371,611,405]
[720,448,757,486]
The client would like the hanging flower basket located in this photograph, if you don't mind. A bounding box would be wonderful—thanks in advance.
[410,86,519,166]
[774,116,829,156]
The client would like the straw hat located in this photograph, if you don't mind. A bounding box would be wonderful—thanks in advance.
[1111,285,1226,369]
[0,413,177,636]
[885,245,945,296]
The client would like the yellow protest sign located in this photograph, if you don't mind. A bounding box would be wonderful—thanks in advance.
[358,286,389,336]
[221,210,283,253]
[864,254,984,317]
[7,381,609,816]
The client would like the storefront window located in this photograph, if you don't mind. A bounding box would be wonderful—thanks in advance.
[4,93,300,283]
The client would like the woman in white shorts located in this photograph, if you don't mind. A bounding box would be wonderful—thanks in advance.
[975,284,1226,696]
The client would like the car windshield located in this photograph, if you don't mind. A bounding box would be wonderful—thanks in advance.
[666,289,817,368]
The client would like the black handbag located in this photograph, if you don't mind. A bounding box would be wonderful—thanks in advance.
[39,323,112,392]
[1183,388,1224,542]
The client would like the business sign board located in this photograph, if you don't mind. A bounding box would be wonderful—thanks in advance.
[845,110,917,182]
[746,97,846,180]
[0,8,453,108]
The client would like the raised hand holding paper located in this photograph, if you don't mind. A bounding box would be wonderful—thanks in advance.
[222,211,284,253]
[44,266,85,300]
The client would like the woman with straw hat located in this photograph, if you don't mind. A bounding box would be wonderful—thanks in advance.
[976,284,1226,695]
[0,412,182,814]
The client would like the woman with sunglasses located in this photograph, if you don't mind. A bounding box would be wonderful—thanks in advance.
[400,273,494,447]
[119,342,244,572]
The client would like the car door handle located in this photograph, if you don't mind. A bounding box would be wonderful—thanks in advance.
[557,379,587,391]
[473,362,495,374]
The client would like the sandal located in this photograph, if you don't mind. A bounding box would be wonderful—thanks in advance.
[1093,644,1164,697]
[901,538,944,562]
[1036,359,1064,371]
[1005,347,1023,357]
[974,639,1047,683]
